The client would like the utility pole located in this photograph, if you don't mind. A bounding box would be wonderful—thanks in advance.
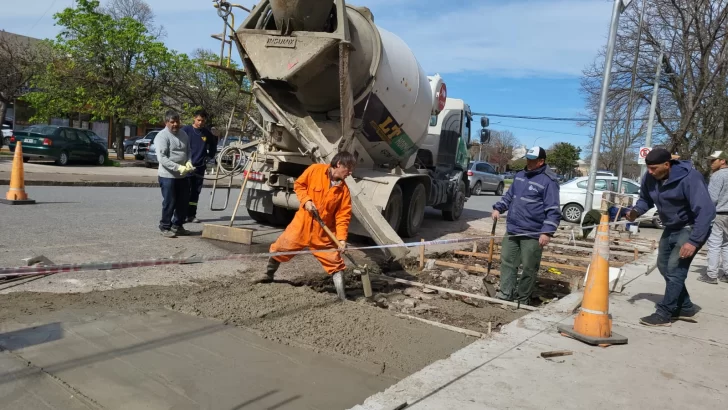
[641,44,665,178]
[616,0,646,193]
[585,0,634,214]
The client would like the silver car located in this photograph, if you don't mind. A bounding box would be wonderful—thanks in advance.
[132,130,161,160]
[467,161,505,196]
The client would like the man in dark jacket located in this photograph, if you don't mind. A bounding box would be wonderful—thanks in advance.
[627,148,715,326]
[181,110,217,223]
[492,146,561,304]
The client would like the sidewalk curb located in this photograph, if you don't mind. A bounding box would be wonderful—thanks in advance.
[0,179,241,188]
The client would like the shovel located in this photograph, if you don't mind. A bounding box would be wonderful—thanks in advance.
[482,218,498,297]
[310,208,373,300]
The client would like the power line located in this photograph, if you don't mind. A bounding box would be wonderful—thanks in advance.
[491,122,592,138]
[472,111,680,123]
[29,0,59,32]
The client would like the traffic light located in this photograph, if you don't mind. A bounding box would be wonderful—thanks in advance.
[480,128,491,144]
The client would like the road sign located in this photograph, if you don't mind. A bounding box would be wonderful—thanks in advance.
[638,147,651,165]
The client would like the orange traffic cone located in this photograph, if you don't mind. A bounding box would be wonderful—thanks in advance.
[557,214,627,346]
[1,141,36,205]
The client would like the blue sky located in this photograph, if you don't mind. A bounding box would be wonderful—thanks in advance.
[0,0,615,156]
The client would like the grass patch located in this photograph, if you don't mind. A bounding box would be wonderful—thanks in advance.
[103,158,121,167]
[0,151,12,156]
[504,178,513,184]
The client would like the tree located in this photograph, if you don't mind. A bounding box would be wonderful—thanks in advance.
[26,0,177,159]
[0,31,50,134]
[166,49,250,127]
[101,0,165,39]
[581,0,728,175]
[547,142,581,177]
[481,130,519,171]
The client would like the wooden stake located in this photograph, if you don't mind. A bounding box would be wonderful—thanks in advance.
[488,322,492,335]
[370,273,538,311]
[472,241,478,253]
[419,239,425,270]
[395,314,485,338]
[540,350,573,359]
[634,247,639,261]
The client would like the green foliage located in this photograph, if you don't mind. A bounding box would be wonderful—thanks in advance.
[547,143,581,176]
[509,158,526,171]
[26,0,176,132]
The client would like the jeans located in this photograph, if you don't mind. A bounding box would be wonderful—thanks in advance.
[187,167,205,218]
[159,176,190,231]
[497,233,543,303]
[707,214,728,279]
[655,227,698,318]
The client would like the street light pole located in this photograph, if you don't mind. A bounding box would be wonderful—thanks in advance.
[585,0,634,214]
[616,0,646,193]
[641,44,664,178]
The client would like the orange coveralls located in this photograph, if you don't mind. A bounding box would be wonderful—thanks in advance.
[269,164,352,274]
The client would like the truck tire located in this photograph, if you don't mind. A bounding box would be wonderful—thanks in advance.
[400,183,426,238]
[443,180,466,221]
[383,185,403,232]
[269,205,295,227]
[247,209,269,224]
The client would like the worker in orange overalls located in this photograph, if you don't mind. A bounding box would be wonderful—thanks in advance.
[255,151,355,300]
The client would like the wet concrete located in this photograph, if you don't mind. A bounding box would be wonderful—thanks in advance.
[0,308,397,410]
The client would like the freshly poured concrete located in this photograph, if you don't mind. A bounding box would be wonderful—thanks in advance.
[0,308,396,409]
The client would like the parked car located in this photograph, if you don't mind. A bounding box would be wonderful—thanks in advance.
[133,130,162,160]
[113,135,144,154]
[467,161,505,195]
[8,125,108,166]
[87,131,107,150]
[559,175,661,228]
[145,143,158,168]
[2,124,13,148]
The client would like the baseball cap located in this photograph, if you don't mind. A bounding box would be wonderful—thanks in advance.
[707,151,728,161]
[525,146,547,160]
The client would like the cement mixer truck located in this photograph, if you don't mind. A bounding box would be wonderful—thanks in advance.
[211,0,474,261]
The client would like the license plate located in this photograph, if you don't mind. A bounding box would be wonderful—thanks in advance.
[23,138,33,144]
[265,36,297,48]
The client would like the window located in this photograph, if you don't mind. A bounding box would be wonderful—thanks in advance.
[476,163,488,172]
[462,115,471,144]
[483,164,496,174]
[429,115,438,126]
[78,133,92,144]
[624,181,640,195]
[63,129,79,141]
[577,179,607,190]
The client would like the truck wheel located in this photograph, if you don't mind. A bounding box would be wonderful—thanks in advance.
[269,205,295,227]
[383,185,403,232]
[400,183,427,238]
[443,180,465,221]
[248,209,269,224]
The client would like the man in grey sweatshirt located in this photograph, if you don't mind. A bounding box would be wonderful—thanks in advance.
[701,150,728,284]
[156,110,193,238]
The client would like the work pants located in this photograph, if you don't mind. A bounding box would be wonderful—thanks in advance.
[497,233,542,303]
[159,176,190,231]
[655,227,699,319]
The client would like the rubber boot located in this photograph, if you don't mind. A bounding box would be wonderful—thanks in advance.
[252,258,279,283]
[332,271,346,301]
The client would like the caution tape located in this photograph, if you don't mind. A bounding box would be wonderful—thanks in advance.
[0,217,653,278]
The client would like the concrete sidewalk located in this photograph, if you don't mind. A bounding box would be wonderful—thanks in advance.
[354,252,728,410]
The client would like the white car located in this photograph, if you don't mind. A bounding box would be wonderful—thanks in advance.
[559,176,662,228]
[2,124,12,147]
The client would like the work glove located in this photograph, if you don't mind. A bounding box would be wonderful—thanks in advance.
[178,164,190,176]
[185,161,194,172]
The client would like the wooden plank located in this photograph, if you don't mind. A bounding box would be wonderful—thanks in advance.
[201,224,254,244]
[369,273,538,311]
[544,242,637,258]
[452,251,588,273]
[433,260,577,292]
[395,314,486,338]
[550,237,648,253]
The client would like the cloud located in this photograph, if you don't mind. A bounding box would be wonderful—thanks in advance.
[371,0,613,78]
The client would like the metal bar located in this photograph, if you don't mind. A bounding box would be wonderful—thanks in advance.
[641,45,664,178]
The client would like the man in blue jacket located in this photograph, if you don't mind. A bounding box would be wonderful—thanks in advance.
[627,148,715,326]
[492,146,561,304]
[181,110,217,223]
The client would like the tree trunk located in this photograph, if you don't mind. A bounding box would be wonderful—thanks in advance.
[113,117,125,160]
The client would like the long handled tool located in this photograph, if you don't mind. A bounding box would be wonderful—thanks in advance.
[310,208,373,300]
[483,219,498,297]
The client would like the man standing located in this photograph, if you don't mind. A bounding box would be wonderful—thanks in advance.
[491,146,561,304]
[182,110,217,223]
[256,152,356,301]
[700,150,728,284]
[156,110,193,238]
[627,148,715,326]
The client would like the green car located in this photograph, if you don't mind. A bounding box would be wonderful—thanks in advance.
[9,125,108,166]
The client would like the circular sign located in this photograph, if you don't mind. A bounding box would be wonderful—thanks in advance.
[640,147,651,158]
[437,83,447,112]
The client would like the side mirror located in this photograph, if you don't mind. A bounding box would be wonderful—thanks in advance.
[480,116,489,128]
